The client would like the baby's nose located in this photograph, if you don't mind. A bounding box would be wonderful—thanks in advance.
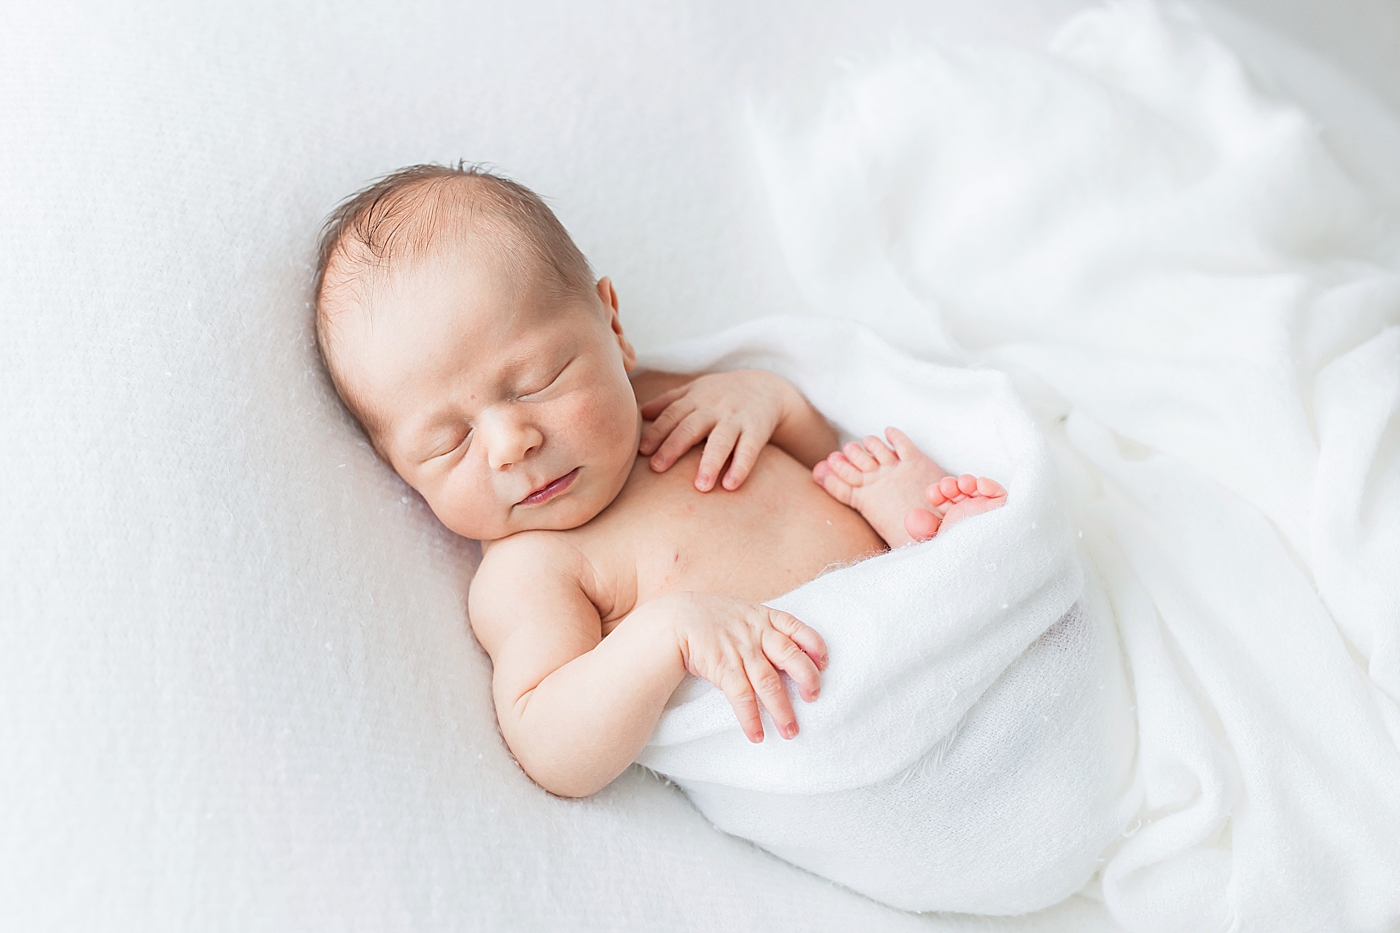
[484,414,543,470]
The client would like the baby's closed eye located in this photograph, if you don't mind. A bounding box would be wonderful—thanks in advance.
[422,431,469,462]
[519,358,574,399]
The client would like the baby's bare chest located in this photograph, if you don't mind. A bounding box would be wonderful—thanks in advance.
[579,446,885,626]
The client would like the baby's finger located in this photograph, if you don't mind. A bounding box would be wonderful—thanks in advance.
[697,423,739,492]
[717,669,765,743]
[843,441,877,471]
[638,397,693,457]
[862,435,896,467]
[650,411,713,472]
[825,451,864,487]
[639,386,688,421]
[885,426,918,460]
[743,652,799,740]
[722,430,765,490]
[761,627,821,702]
[766,609,828,671]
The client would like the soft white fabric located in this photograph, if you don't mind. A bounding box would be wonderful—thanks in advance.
[742,2,1400,930]
[637,318,1139,913]
[2,1,1146,931]
[2,0,1397,930]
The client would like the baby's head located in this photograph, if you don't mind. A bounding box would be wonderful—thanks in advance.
[315,164,641,542]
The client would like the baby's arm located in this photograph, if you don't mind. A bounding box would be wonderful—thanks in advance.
[470,534,827,798]
[636,370,838,491]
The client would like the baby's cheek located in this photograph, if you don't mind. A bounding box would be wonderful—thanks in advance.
[435,465,507,540]
[562,388,626,443]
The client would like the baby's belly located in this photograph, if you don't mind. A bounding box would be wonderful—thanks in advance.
[603,445,886,616]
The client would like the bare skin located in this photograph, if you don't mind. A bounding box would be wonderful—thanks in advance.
[323,208,1004,799]
[326,230,886,797]
[813,428,1007,547]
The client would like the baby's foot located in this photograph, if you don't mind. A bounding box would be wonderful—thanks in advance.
[812,427,949,548]
[925,474,1008,534]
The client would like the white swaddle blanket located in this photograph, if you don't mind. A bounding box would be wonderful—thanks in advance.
[640,2,1400,930]
[637,319,1140,914]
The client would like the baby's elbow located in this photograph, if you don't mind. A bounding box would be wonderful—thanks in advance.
[538,774,603,799]
[515,749,606,799]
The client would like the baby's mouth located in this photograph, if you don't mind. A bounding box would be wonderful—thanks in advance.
[517,468,580,506]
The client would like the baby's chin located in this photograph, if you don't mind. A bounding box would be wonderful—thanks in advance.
[455,470,628,542]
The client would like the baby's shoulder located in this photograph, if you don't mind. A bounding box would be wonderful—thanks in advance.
[471,530,596,618]
[469,530,609,660]
[476,529,587,586]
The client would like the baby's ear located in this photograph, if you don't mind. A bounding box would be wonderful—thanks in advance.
[597,277,637,371]
[595,275,619,314]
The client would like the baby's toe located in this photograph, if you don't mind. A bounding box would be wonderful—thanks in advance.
[976,476,1007,498]
[956,474,979,496]
[904,507,941,542]
[938,475,963,500]
[926,482,949,507]
[862,435,897,467]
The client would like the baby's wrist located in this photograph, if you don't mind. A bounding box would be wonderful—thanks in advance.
[772,375,806,424]
[623,593,693,686]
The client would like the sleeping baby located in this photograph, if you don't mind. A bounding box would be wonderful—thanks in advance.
[313,164,1006,798]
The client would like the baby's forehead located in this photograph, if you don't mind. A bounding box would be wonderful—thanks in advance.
[335,188,517,281]
[326,229,540,345]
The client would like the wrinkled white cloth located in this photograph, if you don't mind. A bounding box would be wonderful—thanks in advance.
[650,1,1400,931]
[637,317,1141,914]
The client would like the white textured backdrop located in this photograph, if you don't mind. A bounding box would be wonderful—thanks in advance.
[1,1,1395,931]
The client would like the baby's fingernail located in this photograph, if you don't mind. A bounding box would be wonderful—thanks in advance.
[783,723,798,739]
[752,731,764,743]
[820,653,829,668]
[696,473,711,489]
[810,687,820,700]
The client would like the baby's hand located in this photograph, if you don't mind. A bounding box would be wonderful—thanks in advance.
[639,371,798,491]
[660,591,827,743]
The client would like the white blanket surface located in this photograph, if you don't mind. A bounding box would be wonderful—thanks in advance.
[641,2,1400,930]
[4,0,1399,930]
[638,319,1139,914]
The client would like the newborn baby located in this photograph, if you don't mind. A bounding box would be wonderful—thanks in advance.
[313,164,1006,797]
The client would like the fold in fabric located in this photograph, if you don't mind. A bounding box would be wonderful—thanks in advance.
[638,317,1139,914]
[641,1,1400,928]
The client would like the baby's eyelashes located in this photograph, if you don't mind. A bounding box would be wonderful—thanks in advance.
[422,431,469,462]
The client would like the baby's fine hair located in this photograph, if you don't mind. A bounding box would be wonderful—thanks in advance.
[314,162,593,312]
[312,162,594,446]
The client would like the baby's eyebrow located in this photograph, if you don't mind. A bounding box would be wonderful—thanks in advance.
[495,348,554,380]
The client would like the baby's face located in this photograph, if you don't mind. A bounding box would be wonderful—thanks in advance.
[338,244,640,541]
